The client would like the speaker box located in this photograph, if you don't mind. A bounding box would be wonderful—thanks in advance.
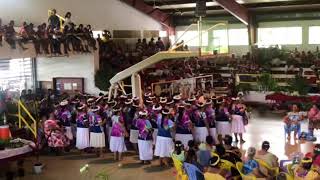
[195,0,206,17]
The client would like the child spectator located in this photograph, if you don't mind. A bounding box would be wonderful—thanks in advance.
[48,9,60,30]
[171,140,185,162]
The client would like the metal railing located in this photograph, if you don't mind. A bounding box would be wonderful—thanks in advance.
[17,100,37,138]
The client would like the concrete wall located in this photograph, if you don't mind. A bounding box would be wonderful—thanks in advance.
[36,54,101,95]
[0,0,162,31]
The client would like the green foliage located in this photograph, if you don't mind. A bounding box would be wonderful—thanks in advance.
[235,83,252,94]
[94,64,116,91]
[257,73,278,92]
[288,76,310,95]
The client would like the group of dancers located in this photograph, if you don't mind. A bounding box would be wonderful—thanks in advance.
[42,92,249,165]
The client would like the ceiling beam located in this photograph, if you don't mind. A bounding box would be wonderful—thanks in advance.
[120,0,174,34]
[214,0,249,25]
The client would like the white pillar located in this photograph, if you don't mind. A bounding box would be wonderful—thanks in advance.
[131,73,142,101]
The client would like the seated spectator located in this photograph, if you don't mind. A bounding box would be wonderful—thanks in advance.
[197,136,215,167]
[171,140,185,162]
[305,155,320,179]
[243,147,268,178]
[293,157,312,179]
[188,140,198,151]
[4,20,27,50]
[256,141,279,168]
[215,144,240,177]
[205,156,230,179]
[223,135,242,159]
[185,149,204,172]
[48,9,60,30]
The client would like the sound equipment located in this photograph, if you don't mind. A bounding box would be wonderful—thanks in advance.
[195,0,206,17]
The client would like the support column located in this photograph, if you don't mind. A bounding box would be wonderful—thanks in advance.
[131,73,142,101]
[248,15,257,47]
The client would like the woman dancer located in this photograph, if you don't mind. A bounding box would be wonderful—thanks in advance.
[193,102,209,143]
[75,103,90,151]
[175,104,193,149]
[88,106,105,157]
[136,110,154,164]
[231,98,246,143]
[110,107,127,162]
[154,108,174,167]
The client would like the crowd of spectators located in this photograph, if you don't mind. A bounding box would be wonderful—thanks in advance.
[0,9,97,56]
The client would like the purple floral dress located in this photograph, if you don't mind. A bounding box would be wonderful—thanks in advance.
[111,115,125,137]
[136,118,153,140]
[76,112,88,128]
[60,109,72,126]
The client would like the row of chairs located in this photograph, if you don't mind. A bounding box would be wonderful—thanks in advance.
[172,153,294,180]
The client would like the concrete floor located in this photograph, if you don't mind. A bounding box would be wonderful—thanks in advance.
[5,109,320,180]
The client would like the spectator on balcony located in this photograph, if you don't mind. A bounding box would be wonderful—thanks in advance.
[63,12,73,28]
[27,23,41,55]
[18,22,29,42]
[76,24,88,52]
[142,38,147,49]
[85,24,97,50]
[37,23,49,54]
[4,20,27,50]
[156,37,165,51]
[48,9,60,30]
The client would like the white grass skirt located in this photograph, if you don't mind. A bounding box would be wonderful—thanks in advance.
[152,129,158,145]
[231,115,246,134]
[129,129,139,144]
[175,133,193,149]
[209,128,217,142]
[194,127,209,143]
[76,127,90,149]
[109,136,127,153]
[138,140,153,160]
[216,121,231,137]
[154,136,174,157]
[65,126,73,140]
[90,132,106,148]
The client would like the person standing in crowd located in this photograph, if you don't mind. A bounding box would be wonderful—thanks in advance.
[48,9,60,30]
[88,106,105,157]
[283,104,303,139]
[154,108,174,167]
[75,103,90,151]
[231,98,246,143]
[151,104,162,145]
[193,102,209,143]
[205,99,217,142]
[127,99,139,154]
[136,110,153,164]
[156,37,165,51]
[110,107,127,162]
[175,104,193,149]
